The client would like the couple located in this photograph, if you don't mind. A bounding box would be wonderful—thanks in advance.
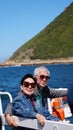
[5,66,69,130]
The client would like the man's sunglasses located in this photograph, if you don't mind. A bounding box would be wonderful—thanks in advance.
[39,75,50,80]
[22,81,35,88]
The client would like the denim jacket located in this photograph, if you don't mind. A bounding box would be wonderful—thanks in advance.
[12,92,36,118]
[12,91,59,121]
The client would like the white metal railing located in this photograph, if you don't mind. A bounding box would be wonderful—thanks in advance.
[0,91,13,130]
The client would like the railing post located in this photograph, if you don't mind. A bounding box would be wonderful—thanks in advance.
[0,94,5,130]
[0,91,13,130]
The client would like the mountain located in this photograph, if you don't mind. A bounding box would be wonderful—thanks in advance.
[8,2,73,62]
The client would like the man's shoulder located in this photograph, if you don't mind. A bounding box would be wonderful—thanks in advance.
[43,86,50,93]
[43,86,50,90]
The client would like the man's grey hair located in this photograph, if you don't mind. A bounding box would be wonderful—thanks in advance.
[34,66,50,76]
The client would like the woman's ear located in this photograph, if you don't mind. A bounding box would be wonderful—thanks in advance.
[20,85,23,90]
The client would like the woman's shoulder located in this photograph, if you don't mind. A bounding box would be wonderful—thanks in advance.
[14,92,26,101]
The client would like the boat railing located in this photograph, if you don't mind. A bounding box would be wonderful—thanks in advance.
[0,91,13,130]
[0,91,73,130]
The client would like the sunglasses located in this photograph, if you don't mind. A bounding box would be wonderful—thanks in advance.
[22,81,35,88]
[39,75,50,80]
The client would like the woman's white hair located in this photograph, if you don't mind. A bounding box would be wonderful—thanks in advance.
[34,66,50,76]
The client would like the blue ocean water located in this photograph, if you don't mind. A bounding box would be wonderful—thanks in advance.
[0,64,73,129]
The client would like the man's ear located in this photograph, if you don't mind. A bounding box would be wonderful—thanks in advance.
[33,76,37,80]
[33,76,37,83]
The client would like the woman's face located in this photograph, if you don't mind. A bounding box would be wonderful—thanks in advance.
[21,78,35,96]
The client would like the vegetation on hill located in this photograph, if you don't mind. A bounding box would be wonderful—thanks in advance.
[9,2,73,62]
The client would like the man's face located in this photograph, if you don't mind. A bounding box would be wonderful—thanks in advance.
[35,69,50,88]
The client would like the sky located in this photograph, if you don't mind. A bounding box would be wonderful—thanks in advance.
[0,0,73,62]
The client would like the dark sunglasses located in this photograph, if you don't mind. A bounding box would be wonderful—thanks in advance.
[39,75,50,80]
[22,81,35,88]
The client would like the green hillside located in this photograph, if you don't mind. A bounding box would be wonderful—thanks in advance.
[9,2,73,62]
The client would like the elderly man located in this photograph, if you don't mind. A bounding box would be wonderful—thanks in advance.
[34,66,67,96]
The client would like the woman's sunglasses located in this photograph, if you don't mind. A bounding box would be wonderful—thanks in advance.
[22,81,35,88]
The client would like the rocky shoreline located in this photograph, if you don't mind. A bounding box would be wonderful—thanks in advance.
[0,57,73,67]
